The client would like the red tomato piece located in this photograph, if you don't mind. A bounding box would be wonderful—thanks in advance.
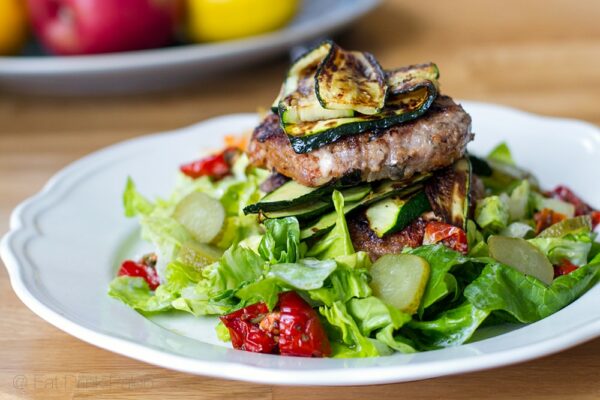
[220,303,277,354]
[550,185,593,216]
[180,147,238,180]
[534,208,567,235]
[423,221,468,254]
[590,211,600,230]
[554,259,578,278]
[219,292,331,357]
[278,291,331,357]
[118,260,160,290]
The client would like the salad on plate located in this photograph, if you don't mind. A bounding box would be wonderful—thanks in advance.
[109,41,600,358]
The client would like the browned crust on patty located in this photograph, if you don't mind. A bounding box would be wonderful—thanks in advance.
[347,212,427,261]
[248,95,473,187]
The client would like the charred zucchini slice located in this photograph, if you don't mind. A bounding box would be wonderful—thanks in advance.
[244,180,326,213]
[365,191,431,238]
[244,179,371,214]
[385,62,439,94]
[262,200,331,221]
[300,174,431,239]
[278,41,354,124]
[285,83,438,153]
[425,158,472,230]
[315,44,387,115]
[261,185,371,221]
[300,201,363,239]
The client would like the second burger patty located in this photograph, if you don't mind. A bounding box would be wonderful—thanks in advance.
[249,95,474,187]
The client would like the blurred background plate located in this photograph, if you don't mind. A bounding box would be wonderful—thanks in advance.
[0,0,379,96]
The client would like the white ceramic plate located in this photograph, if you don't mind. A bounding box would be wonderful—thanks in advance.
[0,0,379,95]
[2,102,600,386]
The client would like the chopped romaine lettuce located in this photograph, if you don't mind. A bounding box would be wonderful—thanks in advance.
[258,217,302,264]
[475,195,509,232]
[464,262,600,323]
[508,180,531,221]
[320,301,380,358]
[487,142,515,165]
[528,235,592,266]
[306,191,354,259]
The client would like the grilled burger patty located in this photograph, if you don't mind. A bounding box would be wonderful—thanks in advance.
[347,212,427,261]
[249,95,473,187]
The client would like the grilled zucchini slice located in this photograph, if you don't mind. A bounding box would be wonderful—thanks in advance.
[385,62,439,94]
[365,191,431,238]
[285,82,438,153]
[244,179,371,215]
[300,174,431,239]
[262,185,371,221]
[278,41,354,124]
[244,180,327,213]
[425,157,472,230]
[315,44,387,115]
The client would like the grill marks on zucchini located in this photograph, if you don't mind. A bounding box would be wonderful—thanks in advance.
[273,40,440,153]
[278,41,354,125]
[386,63,439,95]
[299,174,431,239]
[285,84,438,154]
[425,157,472,230]
[315,45,386,115]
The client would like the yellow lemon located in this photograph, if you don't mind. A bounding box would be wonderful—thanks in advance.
[0,0,28,55]
[186,0,299,42]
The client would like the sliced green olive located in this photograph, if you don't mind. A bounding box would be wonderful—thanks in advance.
[369,254,430,315]
[537,215,592,238]
[488,235,554,285]
[173,191,225,243]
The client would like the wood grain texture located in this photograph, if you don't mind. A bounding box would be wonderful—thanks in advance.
[1,0,599,398]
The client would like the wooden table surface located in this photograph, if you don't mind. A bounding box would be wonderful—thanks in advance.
[1,0,600,398]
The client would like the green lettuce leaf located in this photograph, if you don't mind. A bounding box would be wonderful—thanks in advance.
[408,302,490,349]
[475,195,509,232]
[464,262,600,323]
[375,325,417,353]
[306,191,354,259]
[108,276,172,313]
[528,235,592,266]
[258,217,302,264]
[347,296,411,336]
[123,177,155,217]
[404,244,471,315]
[308,266,372,306]
[215,321,231,342]
[171,245,265,316]
[320,301,380,358]
[268,258,337,290]
[234,277,281,311]
[487,142,515,165]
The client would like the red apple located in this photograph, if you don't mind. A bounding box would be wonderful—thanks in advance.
[27,0,180,55]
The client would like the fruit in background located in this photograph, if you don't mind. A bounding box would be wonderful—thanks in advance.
[0,0,29,55]
[186,0,299,43]
[26,0,181,55]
